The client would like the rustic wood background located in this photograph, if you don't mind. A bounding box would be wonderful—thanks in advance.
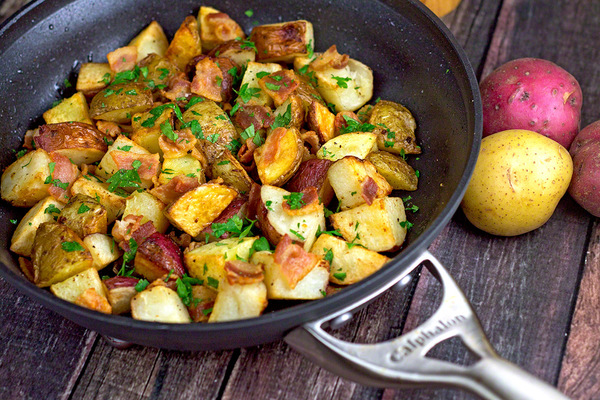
[1,0,599,399]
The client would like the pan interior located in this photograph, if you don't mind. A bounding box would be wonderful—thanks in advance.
[0,0,480,349]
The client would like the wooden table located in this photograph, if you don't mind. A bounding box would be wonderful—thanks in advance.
[1,0,599,399]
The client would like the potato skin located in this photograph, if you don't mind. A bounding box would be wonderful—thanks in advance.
[366,151,418,191]
[34,122,108,165]
[89,83,153,123]
[461,129,573,236]
[285,159,334,206]
[568,120,600,217]
[480,58,582,149]
[58,194,108,238]
[369,100,419,155]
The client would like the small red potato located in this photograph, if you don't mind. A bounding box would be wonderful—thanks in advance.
[480,58,582,149]
[568,120,600,217]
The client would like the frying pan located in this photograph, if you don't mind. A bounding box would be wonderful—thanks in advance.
[0,0,568,398]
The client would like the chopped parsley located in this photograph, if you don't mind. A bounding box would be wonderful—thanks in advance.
[265,82,281,91]
[118,238,138,276]
[61,241,85,252]
[106,161,142,193]
[339,115,375,134]
[158,68,170,80]
[44,204,61,216]
[333,272,347,281]
[9,219,17,225]
[211,215,255,239]
[185,96,204,109]
[13,149,27,159]
[283,192,305,209]
[135,279,150,292]
[244,9,254,17]
[331,75,352,88]
[237,38,257,53]
[271,103,292,130]
[289,229,305,241]
[315,226,342,238]
[160,121,178,141]
[240,124,263,147]
[235,83,261,103]
[77,204,91,214]
[175,274,204,306]
[256,71,270,79]
[406,204,419,213]
[400,220,414,229]
[306,39,314,59]
[265,200,274,211]
[117,145,132,152]
[217,160,230,166]
[44,162,69,190]
[323,248,333,264]
[206,276,219,289]
[248,236,271,260]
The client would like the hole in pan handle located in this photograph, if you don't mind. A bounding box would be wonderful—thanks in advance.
[284,250,570,400]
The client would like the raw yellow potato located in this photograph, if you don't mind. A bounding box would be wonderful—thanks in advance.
[10,197,64,257]
[70,176,127,224]
[76,63,113,96]
[128,21,169,62]
[184,237,258,289]
[32,222,94,287]
[165,181,238,237]
[89,83,153,124]
[131,285,191,323]
[461,129,573,236]
[123,191,169,233]
[310,234,390,285]
[43,92,93,125]
[83,233,122,270]
[50,267,107,303]
[208,280,267,322]
[165,16,202,71]
[316,132,378,162]
[254,127,304,186]
[251,251,329,300]
[0,149,52,207]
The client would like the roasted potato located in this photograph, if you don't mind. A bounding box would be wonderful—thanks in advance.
[184,237,258,289]
[199,6,245,52]
[43,92,93,125]
[76,63,113,97]
[180,99,238,150]
[250,20,314,63]
[137,54,180,93]
[368,100,420,155]
[308,101,336,144]
[128,21,169,62]
[254,127,304,186]
[330,197,408,252]
[366,151,418,191]
[208,280,267,322]
[123,190,169,233]
[236,61,283,107]
[316,132,378,162]
[58,194,108,238]
[165,16,202,71]
[50,267,108,303]
[187,285,218,322]
[208,40,256,67]
[10,197,64,257]
[1,149,52,207]
[273,95,305,130]
[89,83,153,124]
[158,155,205,185]
[310,233,390,285]
[95,134,156,183]
[284,158,334,207]
[83,233,122,270]
[165,181,238,237]
[32,222,94,287]
[327,156,392,210]
[131,285,191,323]
[134,232,185,281]
[251,251,328,300]
[70,175,127,224]
[33,122,108,165]
[208,150,253,194]
[131,104,175,156]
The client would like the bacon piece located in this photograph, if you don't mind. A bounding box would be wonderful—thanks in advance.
[149,175,200,205]
[258,70,299,106]
[96,121,121,138]
[361,176,378,206]
[48,151,80,202]
[112,214,143,244]
[167,231,192,248]
[300,130,320,154]
[104,276,139,290]
[161,71,192,103]
[282,186,321,216]
[158,128,197,158]
[261,127,287,164]
[246,183,262,221]
[107,45,138,73]
[273,235,321,289]
[334,111,360,136]
[191,57,224,102]
[225,260,264,285]
[237,139,259,165]
[147,274,179,292]
[188,55,237,102]
[35,122,108,153]
[310,45,349,71]
[132,221,158,245]
[110,150,160,181]
[232,105,275,132]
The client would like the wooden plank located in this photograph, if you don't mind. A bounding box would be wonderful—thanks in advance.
[70,339,235,399]
[558,221,600,399]
[383,1,600,398]
[0,278,97,400]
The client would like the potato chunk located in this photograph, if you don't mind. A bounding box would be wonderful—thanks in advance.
[208,280,267,322]
[310,234,390,285]
[32,222,93,287]
[89,83,153,124]
[10,197,64,257]
[43,92,93,125]
[330,197,408,252]
[199,6,245,52]
[254,127,304,186]
[50,267,107,303]
[180,99,238,150]
[316,133,378,162]
[58,194,108,238]
[1,149,52,207]
[83,233,122,270]
[368,100,420,155]
[236,62,282,107]
[165,16,202,71]
[123,191,169,233]
[250,20,314,63]
[76,63,113,97]
[131,286,191,323]
[70,176,126,224]
[165,181,238,237]
[366,151,418,191]
[128,21,169,62]
[33,122,108,165]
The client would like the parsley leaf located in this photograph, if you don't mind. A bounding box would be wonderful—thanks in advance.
[331,75,352,88]
[77,204,91,214]
[235,83,261,103]
[240,124,263,147]
[283,192,305,209]
[62,241,84,252]
[135,279,150,292]
[270,103,292,130]
[333,272,346,281]
[339,115,376,134]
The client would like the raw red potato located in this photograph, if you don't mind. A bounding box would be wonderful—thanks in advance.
[569,120,600,217]
[480,57,583,148]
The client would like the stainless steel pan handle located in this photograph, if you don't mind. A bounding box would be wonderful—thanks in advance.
[285,251,569,400]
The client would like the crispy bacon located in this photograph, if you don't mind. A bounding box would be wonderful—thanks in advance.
[225,260,264,285]
[96,121,121,138]
[110,150,160,181]
[205,12,245,46]
[273,235,321,289]
[300,130,320,154]
[246,183,262,221]
[258,70,299,106]
[189,55,237,102]
[233,105,275,132]
[107,45,138,73]
[132,221,158,245]
[35,122,108,153]
[149,175,200,205]
[158,128,198,158]
[48,151,80,202]
[361,176,378,206]
[112,214,143,244]
[261,127,287,164]
[310,45,349,71]
[282,186,321,216]
[237,139,259,165]
[104,276,139,290]
[191,57,224,102]
[161,71,191,102]
[334,111,360,136]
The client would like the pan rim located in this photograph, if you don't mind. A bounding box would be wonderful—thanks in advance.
[0,0,482,349]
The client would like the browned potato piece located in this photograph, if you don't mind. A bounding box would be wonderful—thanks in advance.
[138,54,180,91]
[188,285,218,322]
[165,16,202,71]
[32,222,94,287]
[366,151,418,191]
[1,149,52,207]
[250,20,314,63]
[208,280,267,322]
[131,105,174,156]
[273,95,305,130]
[10,197,64,257]
[57,194,108,238]
[285,159,334,206]
[368,100,420,155]
[70,176,127,224]
[199,6,245,52]
[208,150,254,194]
[308,101,336,144]
[165,181,238,237]
[181,99,238,150]
[208,40,256,67]
[89,83,153,123]
[43,92,93,125]
[33,122,108,165]
[76,63,113,97]
[254,127,303,186]
[128,21,169,62]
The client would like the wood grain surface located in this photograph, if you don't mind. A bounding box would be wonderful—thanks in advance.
[1,0,599,399]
